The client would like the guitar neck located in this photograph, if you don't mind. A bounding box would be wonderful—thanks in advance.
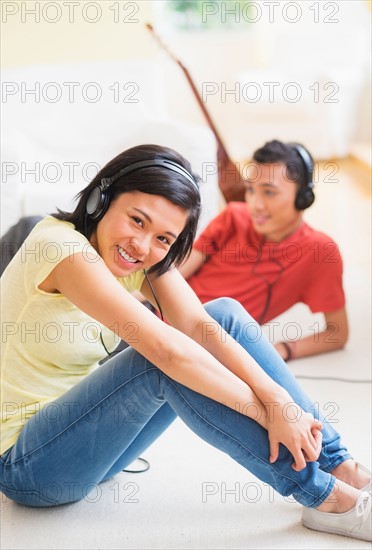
[178,62,229,153]
[146,24,229,156]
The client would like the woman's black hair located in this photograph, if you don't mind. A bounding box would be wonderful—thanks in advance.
[252,139,312,189]
[52,144,201,276]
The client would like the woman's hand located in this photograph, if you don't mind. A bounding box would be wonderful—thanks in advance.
[265,400,323,471]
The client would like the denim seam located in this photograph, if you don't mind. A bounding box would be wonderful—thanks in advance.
[0,481,56,504]
[303,475,335,508]
[5,365,159,466]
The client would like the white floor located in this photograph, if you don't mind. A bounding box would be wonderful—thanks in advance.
[1,159,371,550]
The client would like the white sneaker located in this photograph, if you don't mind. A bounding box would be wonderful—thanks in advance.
[302,491,372,542]
[358,463,372,493]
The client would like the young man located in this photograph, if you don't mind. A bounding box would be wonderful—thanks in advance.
[179,140,348,361]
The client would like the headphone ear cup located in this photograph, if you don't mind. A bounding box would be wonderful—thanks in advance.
[295,187,315,210]
[86,186,110,220]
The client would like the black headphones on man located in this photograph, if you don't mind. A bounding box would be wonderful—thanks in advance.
[86,158,198,221]
[289,143,315,211]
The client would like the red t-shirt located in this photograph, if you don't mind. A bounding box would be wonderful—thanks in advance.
[187,203,345,324]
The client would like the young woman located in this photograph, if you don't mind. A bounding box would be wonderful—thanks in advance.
[0,145,370,541]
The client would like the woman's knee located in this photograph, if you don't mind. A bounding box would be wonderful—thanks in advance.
[204,298,256,328]
[203,298,265,347]
[204,297,247,318]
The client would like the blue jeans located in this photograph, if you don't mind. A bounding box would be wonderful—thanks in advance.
[0,298,351,508]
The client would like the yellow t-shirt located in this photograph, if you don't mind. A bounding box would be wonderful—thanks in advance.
[0,216,145,455]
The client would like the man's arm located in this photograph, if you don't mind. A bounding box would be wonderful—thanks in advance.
[274,307,349,361]
[178,248,207,279]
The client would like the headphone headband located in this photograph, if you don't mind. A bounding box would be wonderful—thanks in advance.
[86,158,198,221]
[288,142,315,210]
[289,142,314,189]
[100,159,198,191]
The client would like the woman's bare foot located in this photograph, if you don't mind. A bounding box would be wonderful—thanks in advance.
[330,459,371,490]
[316,479,361,513]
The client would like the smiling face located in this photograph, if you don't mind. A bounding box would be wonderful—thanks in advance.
[89,191,189,277]
[244,162,303,242]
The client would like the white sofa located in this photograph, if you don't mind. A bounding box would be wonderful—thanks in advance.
[1,60,220,236]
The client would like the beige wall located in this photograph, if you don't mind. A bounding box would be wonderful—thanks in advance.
[1,1,155,68]
[2,0,370,151]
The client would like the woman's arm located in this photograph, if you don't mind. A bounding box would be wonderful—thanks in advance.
[274,308,349,361]
[43,251,269,427]
[141,268,322,470]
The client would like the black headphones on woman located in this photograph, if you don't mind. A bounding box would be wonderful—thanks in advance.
[289,143,315,211]
[86,158,198,221]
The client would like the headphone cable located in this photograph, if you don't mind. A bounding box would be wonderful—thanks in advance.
[143,269,164,321]
[254,238,285,325]
[294,374,371,383]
